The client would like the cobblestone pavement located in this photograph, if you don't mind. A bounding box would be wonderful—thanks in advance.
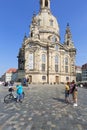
[0,84,87,130]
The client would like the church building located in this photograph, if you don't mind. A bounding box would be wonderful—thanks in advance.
[17,0,76,84]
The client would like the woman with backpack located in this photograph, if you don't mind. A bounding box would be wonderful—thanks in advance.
[70,80,78,106]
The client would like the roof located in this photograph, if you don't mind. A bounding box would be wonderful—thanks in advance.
[82,63,87,69]
[6,68,17,73]
[75,66,81,69]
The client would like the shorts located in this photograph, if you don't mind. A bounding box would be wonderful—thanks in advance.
[65,90,69,98]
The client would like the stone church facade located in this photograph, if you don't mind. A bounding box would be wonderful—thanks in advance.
[17,0,76,84]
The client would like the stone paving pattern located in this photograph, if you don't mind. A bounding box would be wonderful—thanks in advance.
[0,84,87,130]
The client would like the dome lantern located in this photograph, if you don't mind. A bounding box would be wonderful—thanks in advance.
[40,0,50,11]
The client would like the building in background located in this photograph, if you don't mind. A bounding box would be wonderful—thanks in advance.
[1,68,17,82]
[82,63,87,81]
[75,66,82,82]
[17,0,76,84]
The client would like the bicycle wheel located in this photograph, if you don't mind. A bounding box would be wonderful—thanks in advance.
[4,93,14,103]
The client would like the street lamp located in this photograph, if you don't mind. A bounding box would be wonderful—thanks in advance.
[47,42,54,84]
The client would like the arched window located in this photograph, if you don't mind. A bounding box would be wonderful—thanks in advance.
[42,54,46,71]
[29,53,34,70]
[65,57,68,65]
[42,54,46,63]
[45,0,48,7]
[55,55,58,64]
[65,57,68,73]
[55,44,58,50]
[38,19,41,26]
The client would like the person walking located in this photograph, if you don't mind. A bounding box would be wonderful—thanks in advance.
[70,80,78,106]
[65,82,70,103]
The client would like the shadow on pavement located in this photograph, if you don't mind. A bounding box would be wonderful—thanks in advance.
[52,97,66,104]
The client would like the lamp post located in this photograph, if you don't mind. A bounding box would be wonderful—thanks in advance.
[47,42,54,84]
[47,44,49,84]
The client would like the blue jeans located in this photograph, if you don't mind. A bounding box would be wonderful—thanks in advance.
[17,93,23,101]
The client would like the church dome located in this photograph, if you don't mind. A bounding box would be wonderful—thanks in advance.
[36,11,59,35]
[30,0,60,41]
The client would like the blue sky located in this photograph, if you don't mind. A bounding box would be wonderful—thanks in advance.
[0,0,87,76]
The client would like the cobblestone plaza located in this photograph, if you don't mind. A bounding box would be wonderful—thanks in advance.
[0,84,87,130]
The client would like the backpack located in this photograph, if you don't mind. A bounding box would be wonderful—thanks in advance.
[69,84,75,94]
[69,84,78,94]
[8,87,14,92]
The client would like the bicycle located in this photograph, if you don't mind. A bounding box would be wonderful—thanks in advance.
[4,89,17,104]
[4,88,25,104]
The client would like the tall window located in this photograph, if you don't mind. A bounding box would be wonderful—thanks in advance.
[55,55,58,72]
[65,57,68,73]
[45,0,48,7]
[42,54,46,62]
[38,19,41,26]
[40,0,42,6]
[67,40,69,46]
[50,19,53,26]
[42,54,46,71]
[29,53,34,70]
[31,32,33,37]
[55,44,58,51]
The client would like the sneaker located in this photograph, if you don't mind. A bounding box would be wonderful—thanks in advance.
[75,103,78,106]
[19,100,22,103]
[73,103,78,107]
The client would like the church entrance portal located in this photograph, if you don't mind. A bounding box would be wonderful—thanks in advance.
[55,76,59,84]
